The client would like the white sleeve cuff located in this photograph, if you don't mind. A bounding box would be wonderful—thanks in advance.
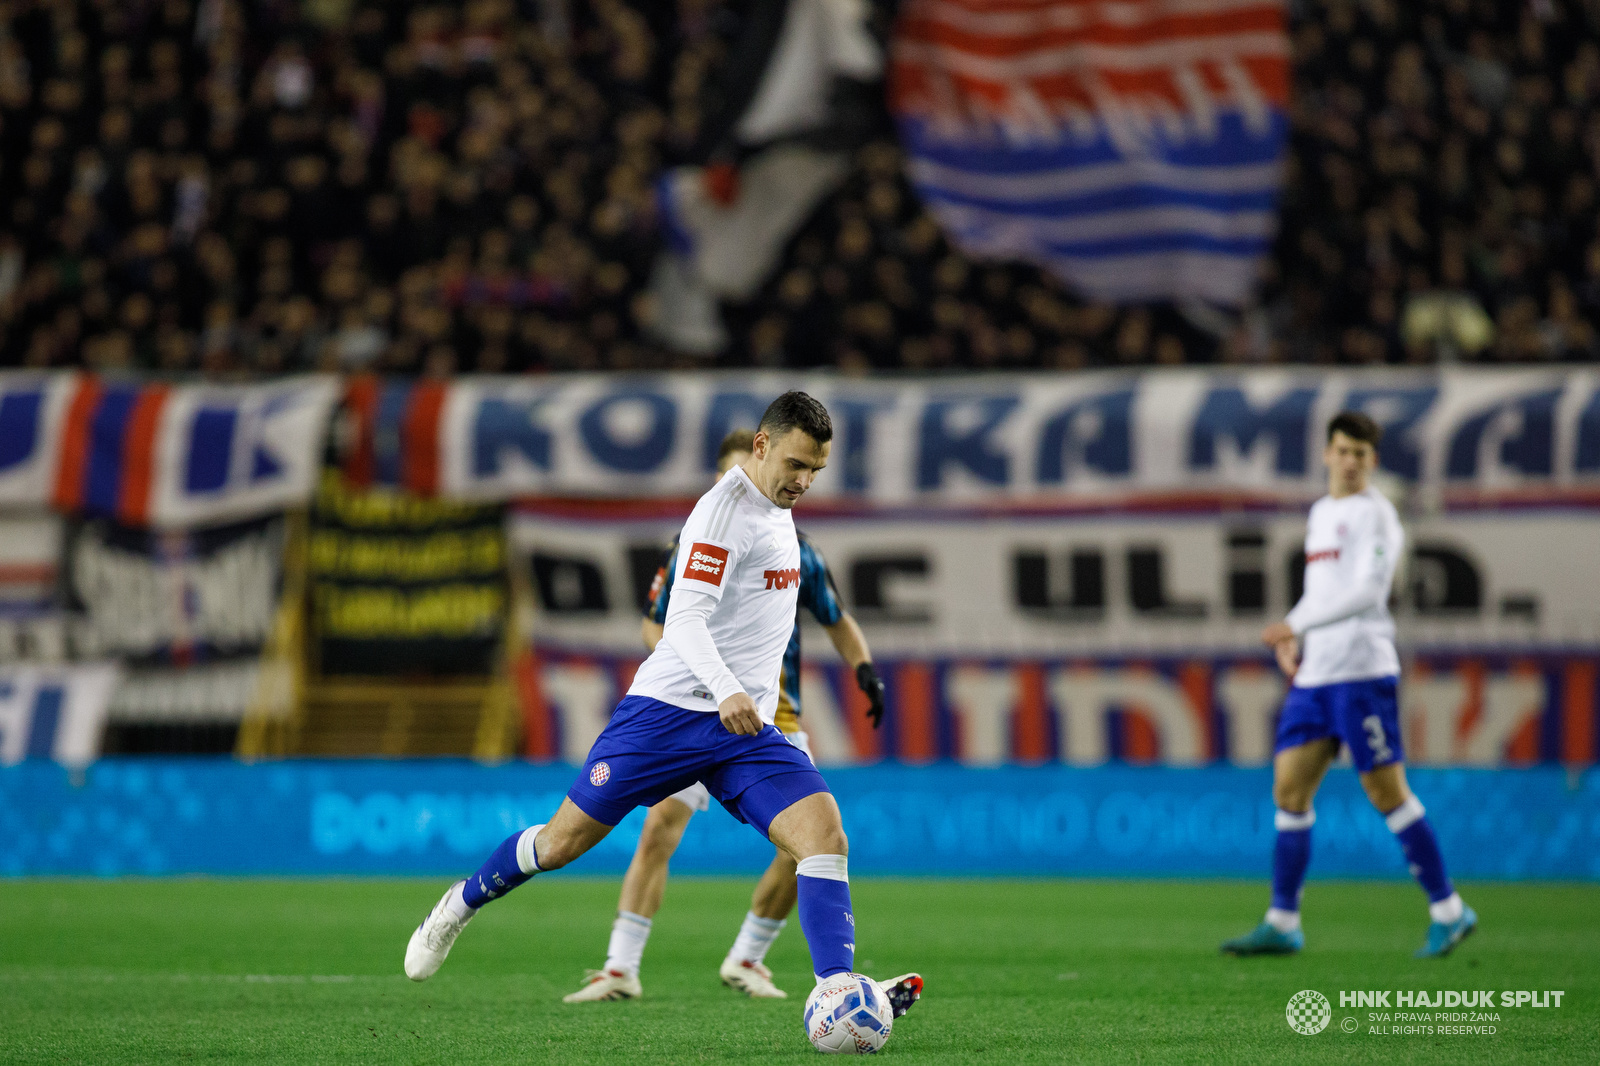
[708,672,746,705]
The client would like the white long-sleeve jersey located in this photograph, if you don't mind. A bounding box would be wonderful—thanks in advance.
[627,465,800,723]
[1285,487,1404,688]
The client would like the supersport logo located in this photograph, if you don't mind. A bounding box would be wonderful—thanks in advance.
[684,543,729,586]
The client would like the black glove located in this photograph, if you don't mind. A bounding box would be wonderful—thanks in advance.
[855,661,885,729]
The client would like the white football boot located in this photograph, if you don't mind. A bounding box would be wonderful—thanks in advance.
[404,881,475,981]
[879,973,923,1018]
[720,956,788,998]
[562,968,643,1002]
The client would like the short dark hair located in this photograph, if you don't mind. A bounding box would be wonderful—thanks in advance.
[717,428,755,462]
[1327,410,1382,446]
[758,391,832,444]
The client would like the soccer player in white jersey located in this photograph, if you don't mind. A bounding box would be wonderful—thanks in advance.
[565,430,885,1003]
[1222,411,1477,959]
[404,392,922,1023]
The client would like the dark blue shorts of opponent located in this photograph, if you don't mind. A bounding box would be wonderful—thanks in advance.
[1275,675,1403,772]
[567,695,829,837]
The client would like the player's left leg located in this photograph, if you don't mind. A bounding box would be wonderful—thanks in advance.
[1358,763,1476,957]
[1338,675,1476,957]
[707,731,920,1019]
[765,794,920,1019]
[766,792,853,980]
[719,847,798,998]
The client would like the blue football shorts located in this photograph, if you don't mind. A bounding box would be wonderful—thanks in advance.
[566,695,830,838]
[1274,675,1404,772]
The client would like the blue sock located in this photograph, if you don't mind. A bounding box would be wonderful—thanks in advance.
[1386,798,1453,903]
[1270,808,1314,913]
[795,854,855,979]
[462,824,543,909]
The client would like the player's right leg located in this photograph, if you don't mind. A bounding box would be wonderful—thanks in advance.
[406,798,612,980]
[406,694,712,981]
[564,791,701,1002]
[1221,728,1338,956]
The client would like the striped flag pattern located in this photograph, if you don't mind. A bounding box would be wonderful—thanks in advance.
[890,0,1290,306]
[52,378,172,526]
[340,375,449,496]
[0,372,339,529]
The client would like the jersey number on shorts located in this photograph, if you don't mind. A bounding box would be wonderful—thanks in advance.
[1362,714,1393,764]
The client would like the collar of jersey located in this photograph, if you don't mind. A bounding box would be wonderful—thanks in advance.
[729,464,784,513]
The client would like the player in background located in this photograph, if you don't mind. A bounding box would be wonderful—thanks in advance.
[404,392,922,1022]
[1222,411,1476,958]
[565,429,885,1002]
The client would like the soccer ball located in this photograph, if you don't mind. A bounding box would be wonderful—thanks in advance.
[802,973,893,1054]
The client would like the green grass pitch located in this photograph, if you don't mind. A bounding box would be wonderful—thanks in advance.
[1,879,1594,1064]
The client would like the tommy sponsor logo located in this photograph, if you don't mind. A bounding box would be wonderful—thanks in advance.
[763,568,800,590]
[1305,548,1341,564]
[685,542,729,586]
[589,761,611,786]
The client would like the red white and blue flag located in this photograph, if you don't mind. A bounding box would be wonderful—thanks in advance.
[337,375,450,496]
[0,373,339,528]
[890,0,1290,305]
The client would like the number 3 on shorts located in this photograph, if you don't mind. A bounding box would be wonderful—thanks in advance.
[1362,714,1392,763]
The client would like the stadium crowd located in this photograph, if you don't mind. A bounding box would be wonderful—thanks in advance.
[1,0,1599,374]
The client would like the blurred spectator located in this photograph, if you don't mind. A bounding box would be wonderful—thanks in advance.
[0,0,678,374]
[1270,0,1600,366]
[1402,291,1495,361]
[0,0,1597,375]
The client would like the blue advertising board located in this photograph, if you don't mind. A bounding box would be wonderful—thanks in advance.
[1,759,1595,879]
